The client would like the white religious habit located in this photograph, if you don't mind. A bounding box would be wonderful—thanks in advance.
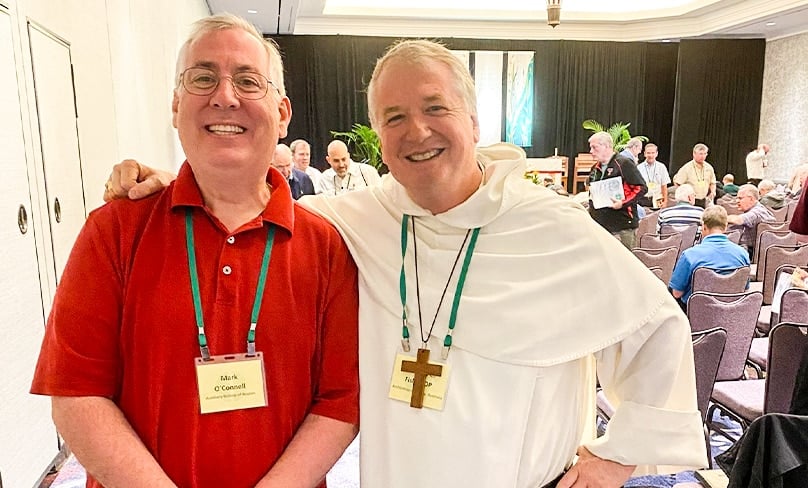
[317,160,381,196]
[303,143,706,488]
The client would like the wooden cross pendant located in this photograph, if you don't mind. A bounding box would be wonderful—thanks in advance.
[400,348,443,408]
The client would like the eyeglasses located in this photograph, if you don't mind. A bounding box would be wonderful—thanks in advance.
[179,67,278,100]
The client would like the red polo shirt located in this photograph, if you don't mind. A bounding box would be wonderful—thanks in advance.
[32,163,359,488]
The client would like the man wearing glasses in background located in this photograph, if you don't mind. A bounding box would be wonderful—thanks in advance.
[31,14,359,488]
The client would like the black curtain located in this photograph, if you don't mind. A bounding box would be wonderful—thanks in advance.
[273,34,762,184]
[670,39,765,181]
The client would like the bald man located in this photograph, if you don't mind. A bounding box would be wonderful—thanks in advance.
[272,143,315,200]
[318,140,381,195]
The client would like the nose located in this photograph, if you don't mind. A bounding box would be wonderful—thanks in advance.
[404,114,431,140]
[209,78,240,109]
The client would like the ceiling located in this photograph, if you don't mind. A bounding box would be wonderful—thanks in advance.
[207,0,808,42]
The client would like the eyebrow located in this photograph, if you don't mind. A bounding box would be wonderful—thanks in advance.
[380,94,447,118]
[191,61,261,72]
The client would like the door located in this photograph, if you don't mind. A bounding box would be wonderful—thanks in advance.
[0,8,58,487]
[28,23,87,282]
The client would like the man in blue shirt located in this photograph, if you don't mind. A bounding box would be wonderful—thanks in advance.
[669,205,750,307]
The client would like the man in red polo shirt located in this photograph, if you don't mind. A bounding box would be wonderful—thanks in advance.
[30,14,359,488]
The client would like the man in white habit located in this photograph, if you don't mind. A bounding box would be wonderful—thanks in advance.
[107,40,705,488]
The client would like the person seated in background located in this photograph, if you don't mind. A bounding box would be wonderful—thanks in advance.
[318,139,381,195]
[669,205,750,308]
[271,143,316,199]
[727,183,775,256]
[290,138,323,192]
[716,173,739,200]
[757,179,785,209]
[787,162,808,200]
[657,184,704,236]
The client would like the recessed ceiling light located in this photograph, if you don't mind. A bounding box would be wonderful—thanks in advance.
[247,9,258,14]
[662,39,671,43]
[765,22,776,26]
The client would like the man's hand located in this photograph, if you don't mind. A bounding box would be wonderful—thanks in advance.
[557,447,635,488]
[103,159,176,202]
[611,197,624,210]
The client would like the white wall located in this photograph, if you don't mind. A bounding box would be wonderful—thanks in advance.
[759,31,808,182]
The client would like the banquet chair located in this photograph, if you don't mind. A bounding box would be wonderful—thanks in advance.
[749,231,795,280]
[686,291,762,381]
[748,287,808,374]
[708,323,808,441]
[634,211,659,245]
[631,247,678,284]
[724,228,742,245]
[659,223,699,255]
[690,266,750,295]
[756,264,807,336]
[597,327,727,468]
[766,205,789,223]
[646,266,666,282]
[638,232,682,253]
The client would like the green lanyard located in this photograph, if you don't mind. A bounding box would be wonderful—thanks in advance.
[185,209,275,360]
[399,214,480,359]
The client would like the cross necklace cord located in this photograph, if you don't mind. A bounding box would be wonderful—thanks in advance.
[398,214,480,408]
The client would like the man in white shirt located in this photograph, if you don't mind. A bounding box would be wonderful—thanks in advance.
[107,39,706,488]
[745,143,769,186]
[317,139,381,195]
[290,138,323,192]
[637,143,671,210]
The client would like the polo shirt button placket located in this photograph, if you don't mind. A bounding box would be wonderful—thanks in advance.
[227,236,236,244]
[222,265,232,275]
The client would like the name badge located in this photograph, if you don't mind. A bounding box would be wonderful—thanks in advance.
[388,353,451,411]
[195,352,268,414]
[647,181,660,197]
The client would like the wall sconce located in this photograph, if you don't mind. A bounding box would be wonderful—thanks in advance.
[547,0,561,28]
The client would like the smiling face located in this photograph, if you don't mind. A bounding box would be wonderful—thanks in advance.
[172,28,291,181]
[292,141,311,170]
[370,58,480,200]
[326,140,351,178]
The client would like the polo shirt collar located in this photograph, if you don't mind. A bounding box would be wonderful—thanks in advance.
[170,161,294,235]
[702,234,727,243]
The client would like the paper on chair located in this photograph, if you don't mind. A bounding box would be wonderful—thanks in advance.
[589,176,624,209]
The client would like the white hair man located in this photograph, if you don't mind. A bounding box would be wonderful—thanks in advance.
[745,143,769,186]
[104,38,706,488]
[618,137,643,164]
[657,183,704,235]
[757,179,785,209]
[317,139,381,195]
[271,143,315,199]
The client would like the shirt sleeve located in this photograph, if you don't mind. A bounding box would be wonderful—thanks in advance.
[309,230,360,425]
[672,166,686,186]
[668,252,692,293]
[584,298,706,469]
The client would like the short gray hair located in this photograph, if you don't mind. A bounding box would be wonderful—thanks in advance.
[693,143,709,153]
[626,137,643,149]
[758,179,776,192]
[738,184,760,200]
[367,40,477,129]
[675,184,695,202]
[589,131,614,148]
[175,13,286,97]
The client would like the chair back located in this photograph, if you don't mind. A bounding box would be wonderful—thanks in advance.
[780,288,808,324]
[691,266,750,295]
[761,244,808,305]
[719,200,742,216]
[631,247,678,284]
[638,232,683,252]
[767,205,789,223]
[725,229,742,244]
[646,266,666,282]
[635,211,659,245]
[687,291,763,381]
[660,223,699,254]
[786,199,799,222]
[692,328,727,423]
[752,230,793,265]
[764,323,808,414]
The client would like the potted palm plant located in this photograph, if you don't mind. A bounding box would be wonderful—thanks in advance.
[330,124,384,171]
[582,119,647,152]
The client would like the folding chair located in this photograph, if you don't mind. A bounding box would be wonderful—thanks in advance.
[638,232,682,253]
[686,291,762,381]
[691,266,750,295]
[631,247,678,284]
[708,323,808,441]
[749,287,808,374]
[660,223,699,255]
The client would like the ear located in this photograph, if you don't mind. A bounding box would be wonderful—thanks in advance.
[276,96,292,139]
[172,90,180,129]
[471,113,480,144]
